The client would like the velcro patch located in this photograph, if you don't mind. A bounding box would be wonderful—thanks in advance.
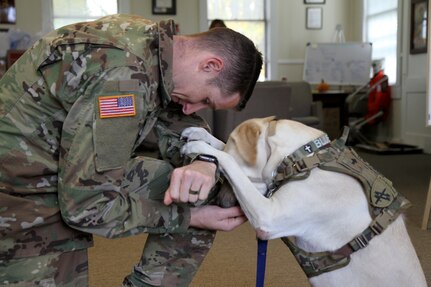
[98,94,136,118]
[370,175,397,208]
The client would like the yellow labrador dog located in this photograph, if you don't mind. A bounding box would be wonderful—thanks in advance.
[181,117,426,287]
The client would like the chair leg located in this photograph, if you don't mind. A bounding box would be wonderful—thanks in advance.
[421,176,431,230]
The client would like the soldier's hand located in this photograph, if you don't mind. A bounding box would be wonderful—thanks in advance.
[164,160,216,205]
[189,205,247,231]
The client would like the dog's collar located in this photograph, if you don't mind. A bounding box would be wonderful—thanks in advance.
[288,133,331,161]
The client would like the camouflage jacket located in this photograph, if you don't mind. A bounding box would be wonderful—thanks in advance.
[0,14,209,260]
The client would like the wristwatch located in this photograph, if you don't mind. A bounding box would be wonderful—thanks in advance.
[192,154,221,183]
[193,154,218,166]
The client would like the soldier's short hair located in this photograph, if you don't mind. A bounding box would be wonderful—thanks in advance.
[191,28,263,111]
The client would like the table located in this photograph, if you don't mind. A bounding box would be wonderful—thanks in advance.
[312,90,350,139]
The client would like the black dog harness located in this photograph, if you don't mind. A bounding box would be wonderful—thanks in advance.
[267,127,411,278]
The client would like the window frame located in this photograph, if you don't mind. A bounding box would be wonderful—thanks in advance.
[47,0,130,31]
[363,0,401,86]
[200,0,273,80]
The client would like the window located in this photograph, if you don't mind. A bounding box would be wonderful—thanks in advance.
[52,0,118,29]
[206,0,267,80]
[364,0,398,84]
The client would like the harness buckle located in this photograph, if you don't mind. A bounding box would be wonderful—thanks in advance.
[294,160,310,172]
[353,233,369,249]
[294,156,320,172]
[282,163,295,178]
[265,184,278,198]
[293,162,307,172]
[370,221,384,235]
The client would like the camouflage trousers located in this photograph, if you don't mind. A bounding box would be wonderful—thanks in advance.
[122,229,215,287]
[123,157,217,286]
[0,249,88,286]
[1,157,216,287]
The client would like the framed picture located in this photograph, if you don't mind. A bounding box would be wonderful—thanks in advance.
[304,0,325,4]
[306,7,323,30]
[152,0,176,15]
[0,0,16,24]
[410,0,428,54]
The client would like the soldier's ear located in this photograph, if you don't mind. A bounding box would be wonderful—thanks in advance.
[201,57,223,73]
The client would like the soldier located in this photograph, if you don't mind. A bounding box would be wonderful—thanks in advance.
[0,14,262,286]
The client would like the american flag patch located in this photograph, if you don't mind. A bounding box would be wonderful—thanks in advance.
[98,94,136,118]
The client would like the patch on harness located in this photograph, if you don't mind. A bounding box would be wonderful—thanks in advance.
[371,175,397,208]
[332,147,398,209]
[303,144,313,154]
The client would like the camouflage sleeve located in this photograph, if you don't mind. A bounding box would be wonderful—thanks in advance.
[154,103,211,167]
[42,45,191,238]
[153,104,222,187]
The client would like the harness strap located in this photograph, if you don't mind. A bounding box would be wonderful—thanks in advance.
[270,127,411,277]
[281,237,351,278]
[346,193,411,252]
[282,191,411,278]
[319,146,398,209]
[270,127,399,210]
[267,133,331,197]
[290,133,331,161]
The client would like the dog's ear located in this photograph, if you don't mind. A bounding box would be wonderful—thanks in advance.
[231,121,261,166]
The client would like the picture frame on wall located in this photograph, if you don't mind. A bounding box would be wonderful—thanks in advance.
[304,0,325,4]
[0,0,16,24]
[306,7,323,30]
[410,0,428,54]
[152,0,176,15]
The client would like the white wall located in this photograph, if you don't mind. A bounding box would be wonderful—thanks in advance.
[0,0,43,35]
[400,0,431,153]
[0,0,201,36]
[128,0,200,34]
[275,0,362,82]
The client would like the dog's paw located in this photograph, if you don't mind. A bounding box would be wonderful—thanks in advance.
[181,127,225,150]
[181,140,218,156]
[181,127,208,140]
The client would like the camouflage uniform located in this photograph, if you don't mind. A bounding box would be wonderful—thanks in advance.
[0,14,215,286]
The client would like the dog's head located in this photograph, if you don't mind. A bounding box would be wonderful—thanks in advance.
[224,116,326,189]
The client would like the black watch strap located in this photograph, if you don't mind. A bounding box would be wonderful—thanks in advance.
[193,154,218,166]
[192,154,221,184]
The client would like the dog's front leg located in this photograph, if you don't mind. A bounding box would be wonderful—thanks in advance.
[182,141,284,239]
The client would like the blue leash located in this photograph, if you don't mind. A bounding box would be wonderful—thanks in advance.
[256,188,275,286]
[256,238,268,287]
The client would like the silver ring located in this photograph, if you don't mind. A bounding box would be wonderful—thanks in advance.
[189,189,200,195]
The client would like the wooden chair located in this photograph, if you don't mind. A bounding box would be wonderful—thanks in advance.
[213,81,292,142]
[422,176,431,230]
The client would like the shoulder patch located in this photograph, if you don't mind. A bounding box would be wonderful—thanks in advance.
[98,94,136,118]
